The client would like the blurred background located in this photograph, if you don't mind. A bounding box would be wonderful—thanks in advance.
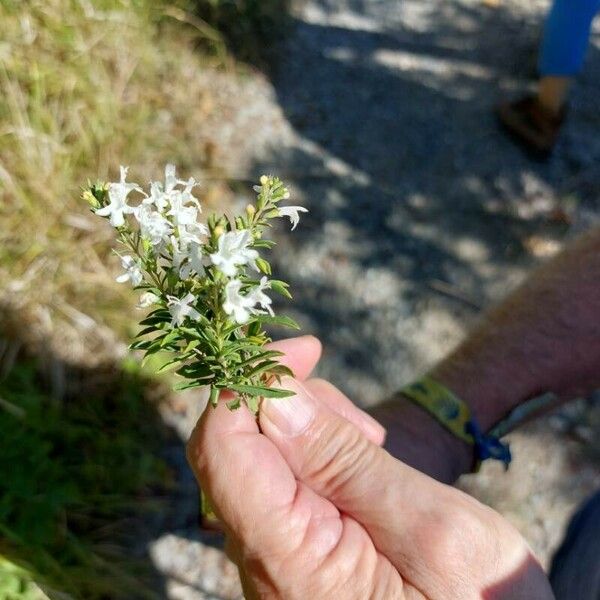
[0,0,599,598]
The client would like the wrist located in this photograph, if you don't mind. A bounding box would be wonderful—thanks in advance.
[368,393,472,484]
[429,354,543,434]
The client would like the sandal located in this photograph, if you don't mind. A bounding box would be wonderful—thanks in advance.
[496,95,566,157]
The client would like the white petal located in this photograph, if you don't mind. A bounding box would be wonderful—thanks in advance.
[95,205,111,217]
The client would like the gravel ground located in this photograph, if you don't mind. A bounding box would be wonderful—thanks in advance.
[148,0,600,596]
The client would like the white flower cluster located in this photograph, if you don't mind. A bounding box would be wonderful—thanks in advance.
[93,165,306,327]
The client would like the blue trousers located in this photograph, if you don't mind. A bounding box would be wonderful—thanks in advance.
[539,0,600,75]
[549,490,600,599]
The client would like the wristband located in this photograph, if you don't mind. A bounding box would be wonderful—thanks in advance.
[400,376,512,471]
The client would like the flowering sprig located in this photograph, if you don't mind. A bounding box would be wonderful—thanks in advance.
[83,166,307,413]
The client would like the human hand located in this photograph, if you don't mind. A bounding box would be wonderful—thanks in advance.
[187,336,553,599]
[367,393,473,484]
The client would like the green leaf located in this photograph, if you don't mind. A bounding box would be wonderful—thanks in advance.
[183,339,200,353]
[173,380,206,391]
[255,257,272,275]
[210,386,221,407]
[247,321,261,337]
[256,315,300,330]
[139,314,170,327]
[234,350,284,369]
[176,363,214,379]
[245,395,260,414]
[267,364,294,378]
[246,360,280,377]
[228,384,296,398]
[135,326,161,338]
[141,344,165,367]
[160,329,180,348]
[252,239,276,249]
[157,357,183,373]
[221,341,265,358]
[270,280,292,299]
[129,339,153,351]
[227,397,242,410]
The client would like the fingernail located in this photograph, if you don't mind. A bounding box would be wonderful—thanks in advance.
[261,379,315,436]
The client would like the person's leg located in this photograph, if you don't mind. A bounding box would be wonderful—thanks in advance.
[537,0,600,114]
[549,490,600,599]
[537,77,572,116]
[497,0,600,155]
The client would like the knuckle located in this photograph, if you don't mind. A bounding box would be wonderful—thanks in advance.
[303,417,374,499]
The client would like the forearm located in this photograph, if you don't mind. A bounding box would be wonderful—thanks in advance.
[373,227,600,482]
[431,226,600,431]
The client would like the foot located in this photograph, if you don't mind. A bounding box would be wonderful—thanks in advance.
[496,95,566,157]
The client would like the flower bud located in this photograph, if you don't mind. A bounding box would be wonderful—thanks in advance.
[82,189,100,209]
[214,225,224,237]
[260,175,269,186]
[246,204,256,216]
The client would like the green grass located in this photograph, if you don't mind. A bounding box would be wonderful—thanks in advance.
[0,0,265,597]
[0,359,171,599]
[0,0,293,596]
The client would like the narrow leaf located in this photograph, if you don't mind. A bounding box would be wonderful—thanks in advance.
[228,384,296,398]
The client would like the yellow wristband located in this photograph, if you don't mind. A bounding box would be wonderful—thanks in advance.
[401,376,474,443]
[401,376,512,469]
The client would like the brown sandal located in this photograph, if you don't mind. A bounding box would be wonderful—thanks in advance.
[496,95,566,157]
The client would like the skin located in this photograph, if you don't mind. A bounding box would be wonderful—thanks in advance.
[187,337,553,599]
[374,226,600,483]
[187,226,600,598]
[537,76,572,115]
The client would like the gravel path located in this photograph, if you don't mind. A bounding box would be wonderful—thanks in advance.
[149,0,600,596]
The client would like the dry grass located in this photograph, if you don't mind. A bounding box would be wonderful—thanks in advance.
[0,0,231,367]
[0,1,246,595]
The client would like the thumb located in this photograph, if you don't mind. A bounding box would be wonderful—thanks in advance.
[259,377,436,516]
[259,378,450,576]
[259,379,552,600]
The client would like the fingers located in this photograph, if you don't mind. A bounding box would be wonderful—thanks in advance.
[187,396,340,564]
[189,335,323,539]
[187,401,297,554]
[267,335,322,381]
[267,335,386,445]
[258,378,456,589]
[304,378,386,446]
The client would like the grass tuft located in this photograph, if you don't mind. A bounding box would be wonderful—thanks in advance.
[0,0,228,366]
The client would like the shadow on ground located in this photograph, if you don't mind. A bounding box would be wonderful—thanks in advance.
[242,0,600,401]
[0,311,228,599]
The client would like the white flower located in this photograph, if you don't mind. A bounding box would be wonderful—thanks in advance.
[223,277,273,324]
[170,235,188,275]
[167,178,202,228]
[167,293,201,327]
[223,280,256,324]
[95,166,141,227]
[178,177,200,204]
[116,255,143,287]
[248,276,273,316]
[209,230,259,277]
[143,181,169,212]
[143,165,194,213]
[135,204,173,247]
[137,292,160,309]
[164,164,180,195]
[179,221,208,246]
[184,242,206,278]
[167,197,199,227]
[278,206,308,230]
